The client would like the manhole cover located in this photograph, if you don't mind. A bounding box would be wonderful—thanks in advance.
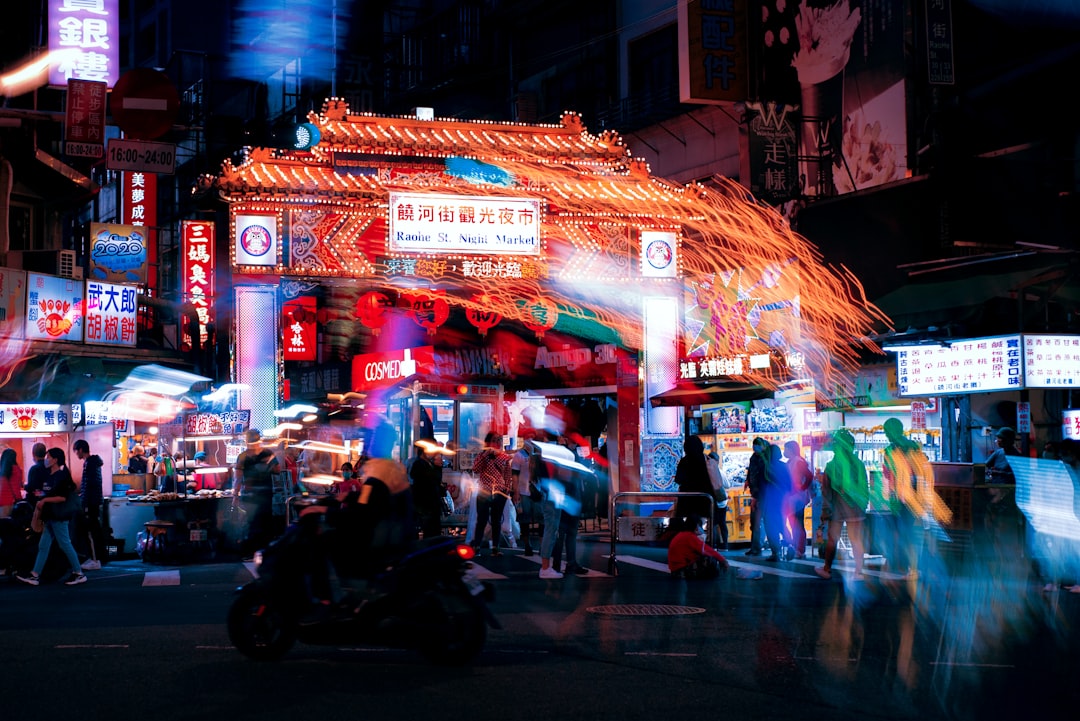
[586,604,706,617]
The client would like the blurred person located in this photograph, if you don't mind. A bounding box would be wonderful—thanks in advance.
[744,437,768,556]
[815,430,869,580]
[470,431,513,556]
[673,435,714,522]
[333,461,361,495]
[761,443,791,562]
[17,448,85,586]
[0,447,24,517]
[127,444,149,474]
[234,430,281,555]
[153,450,177,492]
[73,440,104,571]
[552,452,589,576]
[534,429,564,579]
[24,442,48,502]
[985,426,1020,484]
[667,515,729,579]
[708,450,737,550]
[1042,441,1059,461]
[410,439,446,539]
[882,418,951,577]
[512,428,540,556]
[784,440,814,559]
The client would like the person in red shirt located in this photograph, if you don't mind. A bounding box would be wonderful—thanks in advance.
[667,515,729,579]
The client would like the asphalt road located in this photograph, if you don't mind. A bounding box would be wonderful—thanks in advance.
[2,533,1077,721]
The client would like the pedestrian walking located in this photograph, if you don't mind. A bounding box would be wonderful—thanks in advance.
[17,447,86,586]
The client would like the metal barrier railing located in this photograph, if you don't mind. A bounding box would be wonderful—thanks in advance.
[607,491,716,576]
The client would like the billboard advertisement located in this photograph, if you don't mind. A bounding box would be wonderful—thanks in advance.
[89,222,148,284]
[751,0,907,199]
[25,273,84,342]
[895,335,1022,396]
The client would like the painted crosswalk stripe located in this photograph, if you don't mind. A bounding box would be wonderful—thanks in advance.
[143,570,180,586]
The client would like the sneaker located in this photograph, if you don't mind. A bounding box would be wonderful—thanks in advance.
[16,573,40,586]
[64,573,87,586]
[81,559,102,571]
[491,550,504,557]
[744,550,762,557]
[538,567,564,580]
[565,564,590,576]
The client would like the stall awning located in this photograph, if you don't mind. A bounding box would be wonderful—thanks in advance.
[649,383,774,407]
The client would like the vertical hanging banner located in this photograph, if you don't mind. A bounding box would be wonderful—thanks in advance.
[282,296,317,361]
[89,222,148,284]
[640,231,679,278]
[678,0,749,104]
[25,273,84,342]
[83,280,137,346]
[48,0,121,88]
[235,214,278,266]
[181,220,215,345]
[64,79,107,158]
[0,269,26,339]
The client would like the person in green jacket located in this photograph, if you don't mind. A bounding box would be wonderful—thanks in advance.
[815,429,869,580]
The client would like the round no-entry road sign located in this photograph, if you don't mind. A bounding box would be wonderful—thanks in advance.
[110,68,180,140]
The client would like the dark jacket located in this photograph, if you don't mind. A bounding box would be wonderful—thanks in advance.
[81,454,104,509]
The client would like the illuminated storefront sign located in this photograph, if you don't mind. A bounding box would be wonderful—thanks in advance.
[83,280,137,346]
[388,193,541,255]
[0,404,73,433]
[0,268,26,339]
[1023,334,1080,388]
[677,0,748,104]
[235,214,278,266]
[48,0,120,87]
[1064,409,1080,440]
[25,273,84,342]
[89,222,148,283]
[121,173,156,279]
[535,343,618,372]
[678,352,775,380]
[181,220,215,343]
[282,296,316,361]
[352,346,435,391]
[378,256,548,281]
[640,231,678,279]
[896,335,1022,396]
[184,410,251,436]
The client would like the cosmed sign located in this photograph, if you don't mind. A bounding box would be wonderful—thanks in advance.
[389,193,541,256]
[896,335,1022,396]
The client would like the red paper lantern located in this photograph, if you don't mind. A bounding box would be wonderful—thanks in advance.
[522,296,558,339]
[466,293,501,337]
[407,290,450,336]
[355,291,393,335]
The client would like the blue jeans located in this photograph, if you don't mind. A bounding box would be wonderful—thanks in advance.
[33,519,82,577]
[539,498,560,560]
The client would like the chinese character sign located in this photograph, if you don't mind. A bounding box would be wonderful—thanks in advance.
[0,404,73,433]
[895,335,1022,396]
[235,214,278,266]
[678,0,749,104]
[64,79,107,157]
[48,0,120,88]
[184,410,251,437]
[1023,334,1080,388]
[89,222,148,284]
[1064,409,1080,441]
[282,296,316,361]
[388,193,541,255]
[181,220,215,344]
[121,172,157,239]
[83,280,137,346]
[25,273,84,342]
[0,268,26,339]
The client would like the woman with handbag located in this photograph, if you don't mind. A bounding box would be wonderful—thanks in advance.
[17,447,86,586]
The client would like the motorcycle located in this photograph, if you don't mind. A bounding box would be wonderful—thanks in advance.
[227,515,499,663]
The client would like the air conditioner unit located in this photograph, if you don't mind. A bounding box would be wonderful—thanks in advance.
[4,249,83,279]
[58,249,80,279]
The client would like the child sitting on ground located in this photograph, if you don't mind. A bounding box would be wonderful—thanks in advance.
[667,515,729,579]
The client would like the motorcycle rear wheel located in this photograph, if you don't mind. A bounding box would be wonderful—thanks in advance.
[227,590,297,661]
[420,590,486,665]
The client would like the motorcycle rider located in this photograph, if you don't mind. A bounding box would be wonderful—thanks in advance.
[299,417,415,608]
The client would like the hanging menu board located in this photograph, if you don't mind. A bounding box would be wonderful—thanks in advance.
[896,335,1022,396]
[1023,334,1080,388]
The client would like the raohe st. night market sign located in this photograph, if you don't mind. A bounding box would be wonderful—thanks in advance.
[894,333,1080,396]
[388,193,541,256]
